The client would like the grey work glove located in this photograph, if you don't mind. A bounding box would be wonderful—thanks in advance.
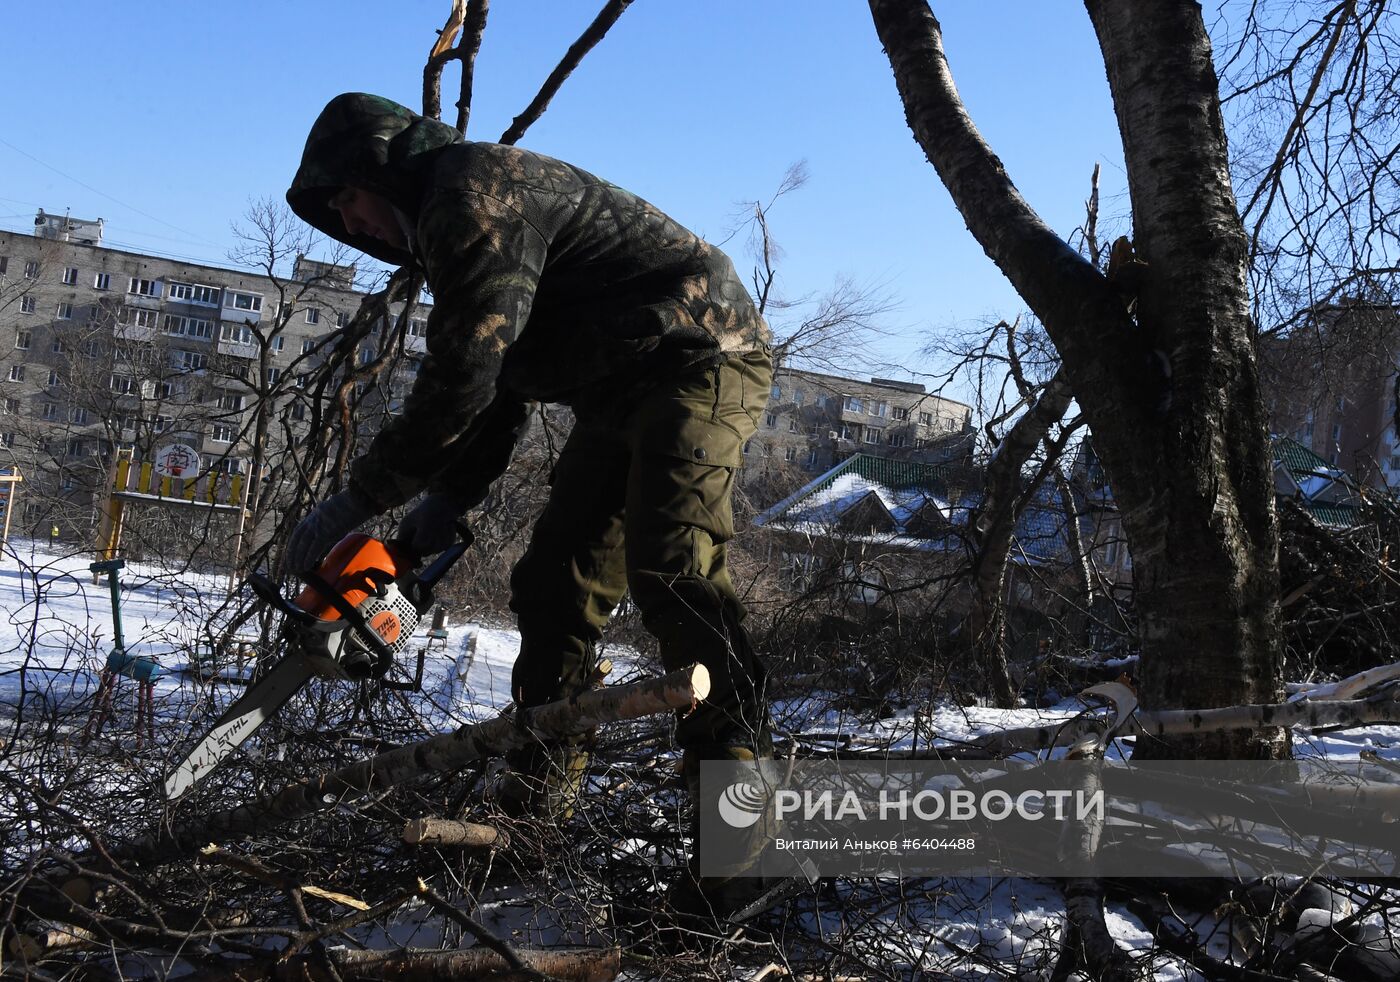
[395,492,468,558]
[286,488,378,573]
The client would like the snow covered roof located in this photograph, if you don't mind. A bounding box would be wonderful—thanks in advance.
[754,455,954,538]
[755,453,1082,565]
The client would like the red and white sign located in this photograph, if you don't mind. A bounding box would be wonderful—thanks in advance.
[155,443,201,478]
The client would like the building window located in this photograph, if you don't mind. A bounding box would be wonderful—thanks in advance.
[7,366,24,383]
[919,411,933,426]
[109,375,136,395]
[177,350,208,371]
[1332,423,1343,442]
[211,424,235,443]
[742,440,751,455]
[408,318,428,337]
[163,314,213,339]
[46,370,60,386]
[771,384,782,400]
[2,398,18,415]
[69,407,89,425]
[358,347,374,366]
[0,257,7,275]
[51,338,66,354]
[266,367,281,384]
[301,338,316,355]
[888,433,908,448]
[66,438,85,456]
[168,282,221,304]
[1390,455,1400,470]
[784,446,797,461]
[806,449,818,468]
[793,389,805,407]
[270,336,284,353]
[93,272,111,290]
[61,266,78,285]
[765,412,776,428]
[788,418,798,432]
[220,323,254,344]
[294,373,307,389]
[870,401,888,418]
[122,308,158,329]
[15,330,31,350]
[19,296,36,314]
[305,307,320,325]
[42,402,58,421]
[56,302,73,320]
[893,406,909,420]
[153,415,172,433]
[225,290,262,312]
[864,428,880,444]
[217,393,244,411]
[290,401,307,422]
[0,433,13,449]
[336,311,351,328]
[844,395,862,413]
[23,261,40,279]
[128,278,160,297]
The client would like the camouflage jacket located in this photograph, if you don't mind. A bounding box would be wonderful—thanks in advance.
[287,93,769,510]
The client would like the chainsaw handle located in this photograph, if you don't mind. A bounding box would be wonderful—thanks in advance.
[246,572,317,625]
[416,522,474,589]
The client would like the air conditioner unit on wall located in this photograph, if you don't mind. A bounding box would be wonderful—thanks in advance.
[828,430,839,439]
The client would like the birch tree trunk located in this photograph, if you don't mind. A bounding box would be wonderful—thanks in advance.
[868,0,1284,758]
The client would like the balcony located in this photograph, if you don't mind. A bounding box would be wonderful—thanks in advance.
[216,338,259,360]
[113,323,156,343]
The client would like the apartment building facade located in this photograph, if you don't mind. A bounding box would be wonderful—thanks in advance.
[738,367,974,506]
[0,212,429,539]
[1261,300,1400,490]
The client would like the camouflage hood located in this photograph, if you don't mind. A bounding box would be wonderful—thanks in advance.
[286,93,463,265]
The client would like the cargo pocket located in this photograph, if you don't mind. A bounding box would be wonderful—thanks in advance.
[636,413,745,468]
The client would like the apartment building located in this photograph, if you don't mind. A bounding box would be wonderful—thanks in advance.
[0,211,429,537]
[738,366,973,506]
[1261,300,1400,490]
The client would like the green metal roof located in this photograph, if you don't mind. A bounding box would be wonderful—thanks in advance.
[801,453,951,499]
[1272,436,1333,483]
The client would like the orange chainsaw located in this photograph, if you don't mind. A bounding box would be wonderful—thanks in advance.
[163,528,470,799]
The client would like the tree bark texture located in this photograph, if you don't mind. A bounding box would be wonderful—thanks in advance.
[868,0,1282,756]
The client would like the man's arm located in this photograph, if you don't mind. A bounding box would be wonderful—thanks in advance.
[349,190,546,510]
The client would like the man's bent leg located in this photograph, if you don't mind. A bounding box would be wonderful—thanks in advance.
[504,424,629,818]
[509,424,629,708]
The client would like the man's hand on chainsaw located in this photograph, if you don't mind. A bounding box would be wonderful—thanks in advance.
[396,492,467,557]
[286,488,378,572]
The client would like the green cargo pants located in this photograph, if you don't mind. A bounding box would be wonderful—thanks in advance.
[509,347,772,753]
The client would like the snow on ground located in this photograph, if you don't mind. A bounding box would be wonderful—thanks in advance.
[0,537,525,728]
[3,537,1398,980]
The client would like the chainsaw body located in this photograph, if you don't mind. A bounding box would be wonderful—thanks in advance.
[291,534,422,680]
[166,527,472,799]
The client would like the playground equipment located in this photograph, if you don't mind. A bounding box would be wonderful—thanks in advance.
[81,558,163,747]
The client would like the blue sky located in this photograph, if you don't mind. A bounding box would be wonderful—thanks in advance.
[1,2,1128,385]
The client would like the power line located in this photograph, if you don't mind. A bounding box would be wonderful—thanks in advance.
[0,136,222,248]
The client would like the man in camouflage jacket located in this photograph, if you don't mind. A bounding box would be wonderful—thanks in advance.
[285,93,773,910]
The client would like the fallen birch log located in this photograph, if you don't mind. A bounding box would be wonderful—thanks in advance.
[402,818,507,850]
[963,684,1399,756]
[189,944,622,982]
[1286,660,1400,701]
[123,664,708,864]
